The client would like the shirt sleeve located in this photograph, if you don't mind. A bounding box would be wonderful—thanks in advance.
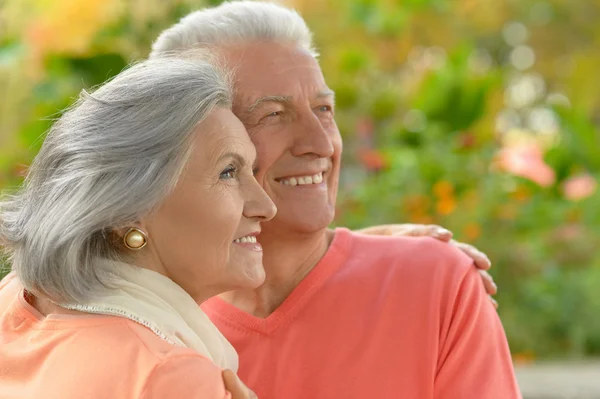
[434,264,522,398]
[141,354,232,399]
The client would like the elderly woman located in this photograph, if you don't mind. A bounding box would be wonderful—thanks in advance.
[0,56,270,398]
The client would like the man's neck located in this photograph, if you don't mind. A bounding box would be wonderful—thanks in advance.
[220,227,335,318]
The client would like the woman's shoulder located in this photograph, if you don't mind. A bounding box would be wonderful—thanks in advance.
[62,316,216,367]
[50,320,228,397]
[113,324,230,398]
[0,272,19,309]
[0,271,18,297]
[0,298,228,398]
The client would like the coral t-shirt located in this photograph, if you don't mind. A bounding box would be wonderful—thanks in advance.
[0,273,231,399]
[203,228,521,398]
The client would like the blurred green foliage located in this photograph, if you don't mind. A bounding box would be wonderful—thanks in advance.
[1,0,599,360]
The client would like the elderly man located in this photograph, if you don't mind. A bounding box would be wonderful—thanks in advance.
[151,2,520,398]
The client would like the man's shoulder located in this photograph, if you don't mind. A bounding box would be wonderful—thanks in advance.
[339,228,474,282]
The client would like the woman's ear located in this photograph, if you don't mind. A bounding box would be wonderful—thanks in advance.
[110,222,148,252]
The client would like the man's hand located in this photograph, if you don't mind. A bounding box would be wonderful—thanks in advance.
[357,223,454,241]
[357,224,498,307]
[450,239,497,295]
[223,370,258,399]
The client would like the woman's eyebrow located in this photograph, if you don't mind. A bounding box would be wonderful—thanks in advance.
[216,152,246,167]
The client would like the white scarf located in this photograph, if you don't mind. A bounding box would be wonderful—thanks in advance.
[60,258,238,372]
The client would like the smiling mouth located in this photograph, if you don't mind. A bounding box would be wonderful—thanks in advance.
[276,172,324,186]
[232,234,263,252]
[233,235,257,244]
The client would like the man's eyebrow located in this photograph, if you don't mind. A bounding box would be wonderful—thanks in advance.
[316,89,336,108]
[316,89,335,100]
[246,95,292,114]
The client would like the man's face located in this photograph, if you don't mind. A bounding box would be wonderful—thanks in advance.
[221,41,342,235]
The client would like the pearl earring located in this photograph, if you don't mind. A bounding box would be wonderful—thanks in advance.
[123,227,147,250]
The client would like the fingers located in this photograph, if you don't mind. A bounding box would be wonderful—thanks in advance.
[222,370,244,397]
[223,370,257,399]
[432,226,453,242]
[392,224,453,242]
[357,224,454,241]
[453,241,491,270]
[479,269,498,296]
[356,225,395,236]
[488,295,499,309]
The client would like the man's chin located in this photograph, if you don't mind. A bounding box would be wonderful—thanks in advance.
[263,209,335,237]
[237,265,266,290]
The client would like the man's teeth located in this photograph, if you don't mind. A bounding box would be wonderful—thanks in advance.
[233,236,257,244]
[280,173,323,186]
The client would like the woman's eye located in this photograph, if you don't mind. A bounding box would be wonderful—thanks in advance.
[265,111,282,118]
[220,165,237,180]
[318,105,332,113]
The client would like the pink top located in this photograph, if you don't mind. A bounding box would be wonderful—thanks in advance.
[0,273,231,399]
[203,228,522,398]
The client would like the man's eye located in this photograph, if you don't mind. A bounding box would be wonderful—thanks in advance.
[318,105,333,113]
[266,111,282,118]
[220,165,237,180]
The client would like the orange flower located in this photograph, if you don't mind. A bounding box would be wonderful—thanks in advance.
[510,185,531,202]
[436,196,457,215]
[433,181,456,215]
[433,180,454,198]
[562,174,597,201]
[358,148,388,171]
[403,194,431,221]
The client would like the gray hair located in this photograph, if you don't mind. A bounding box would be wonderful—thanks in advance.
[150,1,317,59]
[0,55,232,303]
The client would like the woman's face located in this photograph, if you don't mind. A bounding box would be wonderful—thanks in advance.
[138,108,277,302]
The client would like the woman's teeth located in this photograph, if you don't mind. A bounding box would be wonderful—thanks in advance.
[279,172,323,186]
[233,236,257,244]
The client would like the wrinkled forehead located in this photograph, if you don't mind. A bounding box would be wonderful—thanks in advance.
[220,41,329,107]
[188,108,255,169]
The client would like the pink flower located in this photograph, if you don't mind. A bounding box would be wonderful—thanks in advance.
[498,143,556,187]
[563,174,597,201]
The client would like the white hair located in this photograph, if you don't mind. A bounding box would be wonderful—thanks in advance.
[0,55,232,303]
[150,1,317,58]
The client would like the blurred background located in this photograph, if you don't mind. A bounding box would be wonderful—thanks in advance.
[1,0,599,392]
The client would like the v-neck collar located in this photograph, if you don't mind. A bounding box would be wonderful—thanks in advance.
[202,228,352,335]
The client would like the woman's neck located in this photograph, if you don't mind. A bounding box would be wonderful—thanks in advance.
[25,291,87,317]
